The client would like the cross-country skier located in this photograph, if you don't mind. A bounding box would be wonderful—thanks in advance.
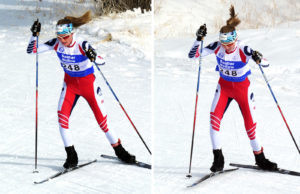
[188,5,277,172]
[27,11,136,169]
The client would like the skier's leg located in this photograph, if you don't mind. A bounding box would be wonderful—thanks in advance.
[81,75,136,163]
[209,83,232,172]
[210,83,232,150]
[235,80,261,151]
[58,82,79,146]
[80,76,119,145]
[89,85,121,146]
[236,79,277,170]
[57,82,79,168]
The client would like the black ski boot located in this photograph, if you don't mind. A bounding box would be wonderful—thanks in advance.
[210,149,225,172]
[254,151,277,171]
[113,144,136,164]
[63,145,78,169]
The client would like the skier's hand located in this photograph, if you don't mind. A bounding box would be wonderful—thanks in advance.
[31,19,41,37]
[252,50,263,64]
[85,46,97,62]
[196,24,207,41]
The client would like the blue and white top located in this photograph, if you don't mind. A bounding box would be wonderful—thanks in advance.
[188,40,254,82]
[27,34,105,77]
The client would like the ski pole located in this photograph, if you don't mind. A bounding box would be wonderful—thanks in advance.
[187,40,204,178]
[258,63,300,155]
[34,19,39,173]
[93,62,152,155]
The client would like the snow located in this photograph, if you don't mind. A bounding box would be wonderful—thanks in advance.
[1,0,300,193]
[154,0,300,193]
[0,0,150,193]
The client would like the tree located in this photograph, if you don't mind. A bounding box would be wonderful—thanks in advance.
[94,0,151,15]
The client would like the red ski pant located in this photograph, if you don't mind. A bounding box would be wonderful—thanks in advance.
[210,77,257,140]
[57,73,108,132]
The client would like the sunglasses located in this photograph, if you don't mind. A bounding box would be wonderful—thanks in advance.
[57,35,71,40]
[221,42,235,47]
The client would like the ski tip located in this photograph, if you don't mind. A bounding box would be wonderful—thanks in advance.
[34,181,44,184]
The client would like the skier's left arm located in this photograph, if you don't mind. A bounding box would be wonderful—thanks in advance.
[252,50,269,67]
[242,45,269,67]
[82,41,105,65]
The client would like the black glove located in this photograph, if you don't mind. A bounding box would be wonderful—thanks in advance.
[31,19,41,37]
[252,50,263,64]
[85,46,97,62]
[196,24,207,41]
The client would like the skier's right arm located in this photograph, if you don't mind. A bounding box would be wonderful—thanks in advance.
[188,24,206,59]
[188,24,218,59]
[27,20,58,54]
[188,41,220,59]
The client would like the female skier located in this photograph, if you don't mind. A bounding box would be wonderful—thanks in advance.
[188,5,277,172]
[27,11,136,168]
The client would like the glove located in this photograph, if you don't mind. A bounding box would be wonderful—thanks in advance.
[196,24,207,41]
[85,46,97,62]
[252,50,263,64]
[31,19,41,37]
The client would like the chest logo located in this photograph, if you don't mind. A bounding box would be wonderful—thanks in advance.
[59,47,64,52]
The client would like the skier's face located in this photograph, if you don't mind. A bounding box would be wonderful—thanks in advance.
[222,41,236,53]
[58,33,73,47]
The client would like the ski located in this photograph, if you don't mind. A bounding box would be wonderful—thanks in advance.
[34,159,97,184]
[187,168,239,187]
[100,154,151,169]
[230,163,300,177]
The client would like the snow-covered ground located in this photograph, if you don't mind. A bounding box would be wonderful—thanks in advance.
[1,0,300,193]
[0,0,151,193]
[154,0,300,193]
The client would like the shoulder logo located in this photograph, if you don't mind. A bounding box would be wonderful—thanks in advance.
[244,46,252,56]
[218,52,224,58]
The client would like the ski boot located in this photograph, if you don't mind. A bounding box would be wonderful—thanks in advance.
[254,149,277,171]
[210,149,225,172]
[113,143,136,164]
[63,145,78,169]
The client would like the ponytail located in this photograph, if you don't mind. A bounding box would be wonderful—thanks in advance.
[57,11,92,28]
[220,5,241,33]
